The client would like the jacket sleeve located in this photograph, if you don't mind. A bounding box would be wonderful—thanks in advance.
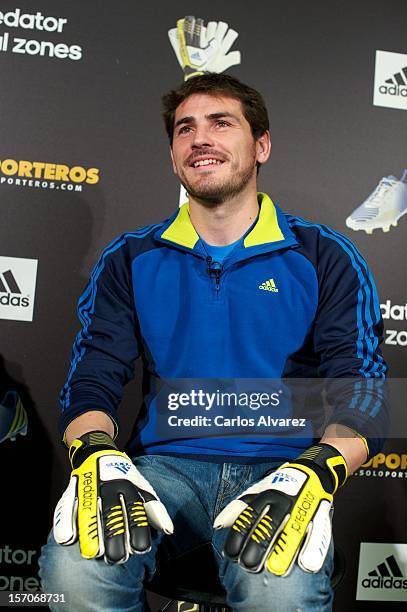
[59,236,140,439]
[313,227,388,458]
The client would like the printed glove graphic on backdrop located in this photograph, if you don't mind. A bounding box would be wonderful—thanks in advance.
[0,390,27,443]
[53,431,173,564]
[168,15,241,81]
[214,444,348,576]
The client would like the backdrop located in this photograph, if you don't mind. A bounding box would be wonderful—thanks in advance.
[0,1,406,609]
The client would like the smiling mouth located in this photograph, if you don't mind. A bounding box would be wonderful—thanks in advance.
[190,158,224,168]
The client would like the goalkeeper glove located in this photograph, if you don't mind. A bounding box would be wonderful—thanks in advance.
[214,444,347,576]
[168,15,241,80]
[53,431,173,564]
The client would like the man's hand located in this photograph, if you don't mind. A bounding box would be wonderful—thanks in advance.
[214,444,347,576]
[168,16,241,80]
[53,431,173,564]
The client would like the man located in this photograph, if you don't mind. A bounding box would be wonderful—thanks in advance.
[39,74,387,611]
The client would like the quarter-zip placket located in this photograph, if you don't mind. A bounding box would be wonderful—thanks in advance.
[206,256,223,299]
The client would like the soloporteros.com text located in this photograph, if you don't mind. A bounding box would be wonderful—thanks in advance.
[167,389,282,411]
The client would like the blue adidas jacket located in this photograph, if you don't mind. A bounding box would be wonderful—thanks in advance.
[60,193,387,460]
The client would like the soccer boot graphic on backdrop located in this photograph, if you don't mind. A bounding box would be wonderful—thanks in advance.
[0,390,28,443]
[346,170,407,234]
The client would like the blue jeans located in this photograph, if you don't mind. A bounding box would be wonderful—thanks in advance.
[39,455,334,612]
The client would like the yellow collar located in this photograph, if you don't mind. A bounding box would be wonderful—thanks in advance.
[160,192,285,249]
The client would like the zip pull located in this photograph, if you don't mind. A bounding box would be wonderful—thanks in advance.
[206,256,222,291]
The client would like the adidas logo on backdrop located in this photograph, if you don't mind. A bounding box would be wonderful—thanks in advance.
[0,269,29,307]
[374,50,407,111]
[357,543,407,601]
[362,554,407,590]
[383,65,407,89]
[0,256,38,321]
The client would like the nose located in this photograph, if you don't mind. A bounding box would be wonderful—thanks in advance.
[191,124,215,149]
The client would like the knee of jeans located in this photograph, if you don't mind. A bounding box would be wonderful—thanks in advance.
[228,578,295,612]
[39,538,96,595]
[223,563,332,612]
[38,535,150,597]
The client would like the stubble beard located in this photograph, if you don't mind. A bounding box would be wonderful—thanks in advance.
[179,152,257,208]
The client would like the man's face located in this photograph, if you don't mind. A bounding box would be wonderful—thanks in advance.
[170,93,269,205]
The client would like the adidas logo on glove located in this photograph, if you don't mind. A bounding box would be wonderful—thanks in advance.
[106,461,132,475]
[270,471,299,485]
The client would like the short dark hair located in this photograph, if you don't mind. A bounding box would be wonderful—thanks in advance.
[162,73,270,145]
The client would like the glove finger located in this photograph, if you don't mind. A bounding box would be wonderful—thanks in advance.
[265,524,303,576]
[208,51,241,74]
[224,502,260,562]
[265,502,319,576]
[76,474,103,560]
[144,499,174,534]
[176,18,189,69]
[206,21,217,42]
[213,499,248,529]
[237,490,292,572]
[218,28,238,55]
[126,495,152,555]
[214,21,228,44]
[223,489,284,564]
[53,476,78,545]
[101,480,133,563]
[193,18,204,48]
[184,16,195,46]
[168,29,183,67]
[265,466,330,576]
[126,467,172,531]
[200,24,207,49]
[297,500,332,572]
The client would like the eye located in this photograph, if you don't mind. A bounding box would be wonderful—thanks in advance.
[216,120,229,128]
[178,125,192,135]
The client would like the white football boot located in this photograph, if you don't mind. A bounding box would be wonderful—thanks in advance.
[346,171,407,234]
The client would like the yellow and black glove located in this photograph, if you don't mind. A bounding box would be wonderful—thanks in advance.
[53,431,173,564]
[214,444,347,576]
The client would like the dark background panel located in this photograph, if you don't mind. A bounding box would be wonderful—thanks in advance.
[0,0,406,609]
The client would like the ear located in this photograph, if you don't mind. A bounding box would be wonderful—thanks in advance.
[170,147,178,175]
[255,130,271,165]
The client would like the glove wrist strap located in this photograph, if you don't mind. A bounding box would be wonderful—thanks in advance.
[295,443,348,494]
[184,69,205,80]
[69,430,118,469]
